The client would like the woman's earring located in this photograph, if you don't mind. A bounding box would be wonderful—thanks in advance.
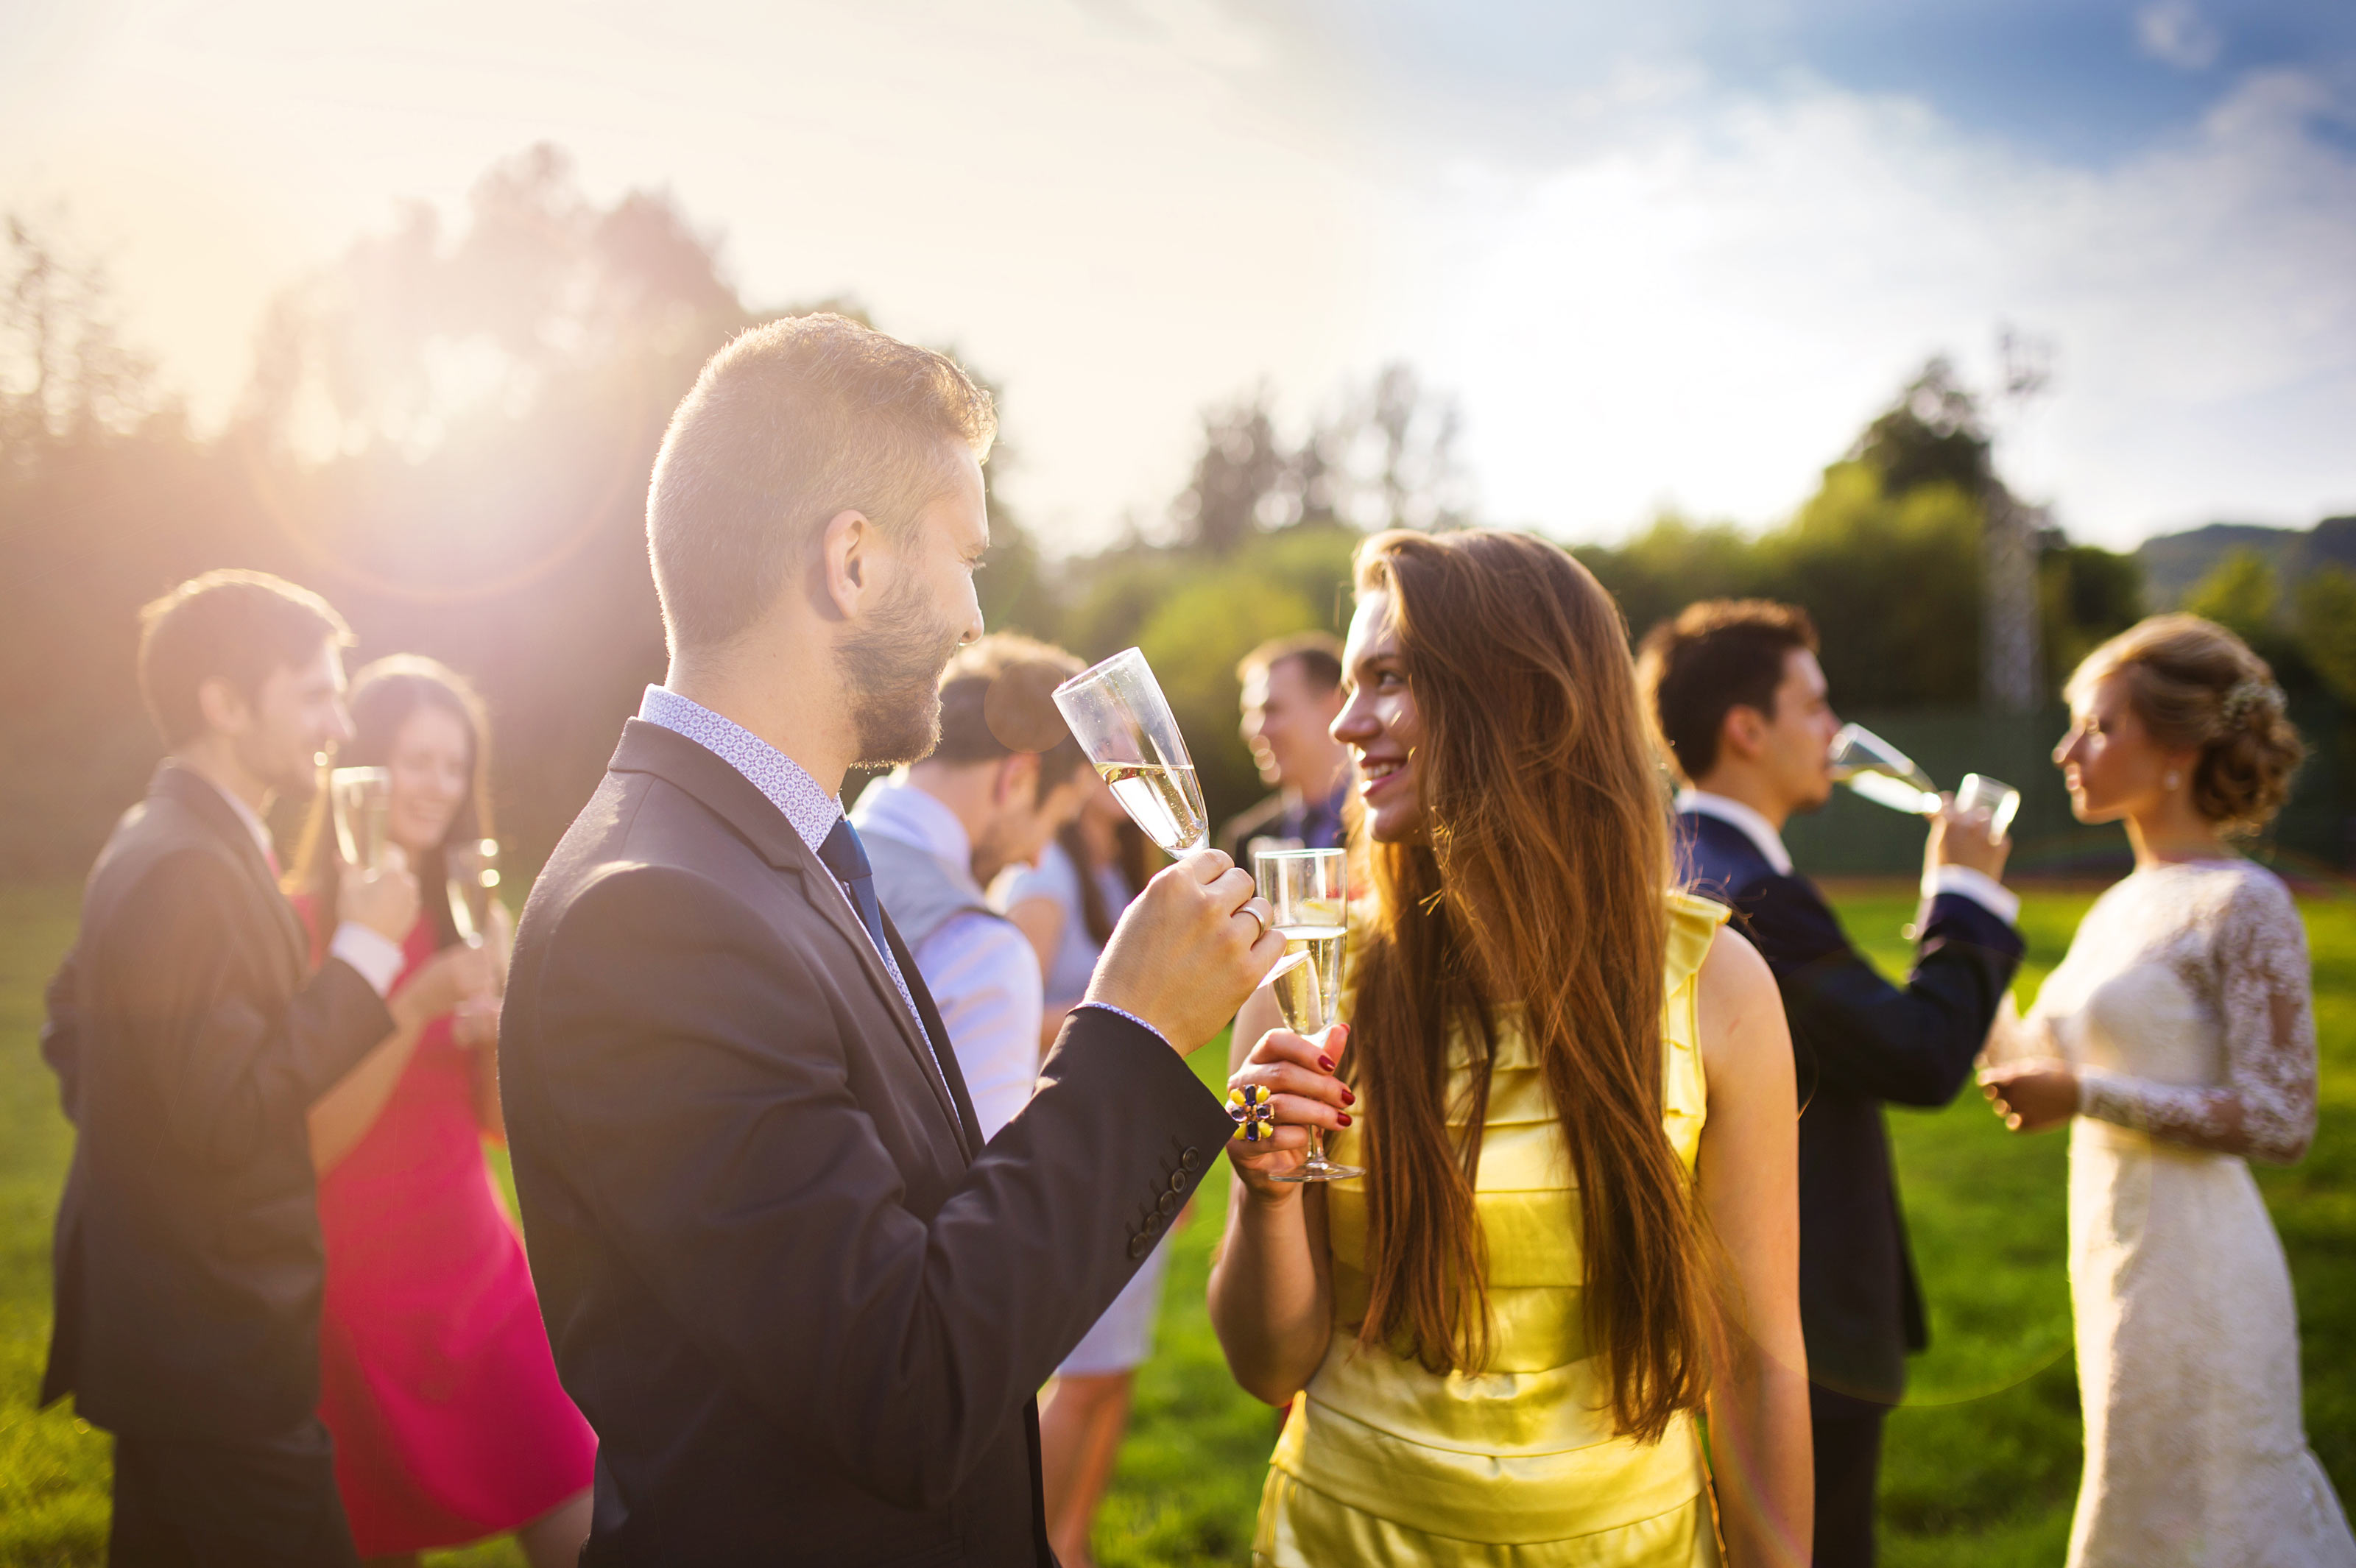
[2164,770,2182,791]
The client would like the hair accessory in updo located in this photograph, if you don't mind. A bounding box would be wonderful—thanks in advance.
[2217,678,2284,735]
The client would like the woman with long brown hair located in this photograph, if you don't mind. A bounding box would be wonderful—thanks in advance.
[287,655,595,1567]
[1208,530,1811,1566]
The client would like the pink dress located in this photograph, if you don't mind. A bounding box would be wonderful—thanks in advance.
[302,903,596,1555]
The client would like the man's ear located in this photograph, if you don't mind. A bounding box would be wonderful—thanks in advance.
[196,675,253,739]
[817,509,878,622]
[995,751,1040,807]
[1718,703,1768,764]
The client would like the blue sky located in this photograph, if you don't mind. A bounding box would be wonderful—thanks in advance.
[1292,0,2356,161]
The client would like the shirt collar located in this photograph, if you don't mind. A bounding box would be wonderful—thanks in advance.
[188,768,276,864]
[637,685,842,854]
[848,774,980,892]
[1676,788,1794,876]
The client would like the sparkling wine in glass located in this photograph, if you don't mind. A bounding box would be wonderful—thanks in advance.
[1052,649,1209,854]
[445,837,500,949]
[330,767,393,871]
[1827,724,1941,816]
[1256,847,1361,1184]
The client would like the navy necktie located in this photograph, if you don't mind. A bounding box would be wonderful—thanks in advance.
[818,816,891,958]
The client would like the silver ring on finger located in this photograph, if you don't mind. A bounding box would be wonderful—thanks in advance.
[1240,900,1269,942]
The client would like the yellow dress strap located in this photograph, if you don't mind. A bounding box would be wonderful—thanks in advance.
[1660,891,1726,1167]
[1664,889,1729,992]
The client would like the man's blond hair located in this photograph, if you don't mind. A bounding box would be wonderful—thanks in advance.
[647,313,996,652]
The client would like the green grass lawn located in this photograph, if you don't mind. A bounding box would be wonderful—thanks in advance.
[1,878,2349,1566]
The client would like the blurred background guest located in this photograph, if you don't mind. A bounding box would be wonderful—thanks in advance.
[1218,632,1351,862]
[1638,599,2020,1568]
[853,634,1093,1138]
[40,572,426,1567]
[1004,777,1165,1568]
[287,655,593,1568]
[1983,615,2355,1567]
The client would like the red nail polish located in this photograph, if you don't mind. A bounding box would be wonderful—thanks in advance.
[1340,1087,1355,1105]
[1316,1056,1334,1071]
[1336,1112,1352,1126]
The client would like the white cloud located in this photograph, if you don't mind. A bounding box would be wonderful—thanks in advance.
[4,2,2351,556]
[2138,1,2223,73]
[1399,67,2356,546]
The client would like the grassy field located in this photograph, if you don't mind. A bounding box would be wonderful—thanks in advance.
[1,878,2349,1566]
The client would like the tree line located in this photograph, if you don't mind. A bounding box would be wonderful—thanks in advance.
[3,144,2316,878]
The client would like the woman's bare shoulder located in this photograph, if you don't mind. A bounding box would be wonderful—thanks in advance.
[1695,925,1791,1089]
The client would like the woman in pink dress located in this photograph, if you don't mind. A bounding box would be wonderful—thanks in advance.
[289,654,595,1567]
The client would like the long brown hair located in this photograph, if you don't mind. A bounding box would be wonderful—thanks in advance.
[1345,529,1714,1444]
[290,655,494,954]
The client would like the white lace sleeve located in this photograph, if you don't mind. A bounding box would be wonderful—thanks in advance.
[2076,871,2318,1164]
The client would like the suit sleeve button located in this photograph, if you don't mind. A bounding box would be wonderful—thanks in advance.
[1157,1190,1180,1215]
[1129,1235,1149,1260]
[1181,1147,1202,1170]
[1168,1171,1189,1193]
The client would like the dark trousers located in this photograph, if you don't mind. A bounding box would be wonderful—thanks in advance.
[109,1418,359,1568]
[1810,1385,1889,1568]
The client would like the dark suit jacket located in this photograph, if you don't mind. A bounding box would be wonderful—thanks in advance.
[1215,783,1346,862]
[40,763,395,1439]
[500,721,1235,1567]
[1676,810,2022,1408]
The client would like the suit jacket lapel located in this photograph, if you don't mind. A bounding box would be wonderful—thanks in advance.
[155,765,306,981]
[609,722,973,1159]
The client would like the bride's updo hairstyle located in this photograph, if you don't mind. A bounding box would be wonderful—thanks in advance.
[2066,612,2304,836]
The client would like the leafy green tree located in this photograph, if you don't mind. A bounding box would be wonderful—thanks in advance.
[1777,462,1984,707]
[2294,566,2356,706]
[1851,357,1993,501]
[1171,391,1286,554]
[2183,548,2276,642]
[2041,543,2145,688]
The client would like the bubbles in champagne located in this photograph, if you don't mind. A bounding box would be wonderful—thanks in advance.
[1096,762,1207,853]
[1269,922,1346,1037]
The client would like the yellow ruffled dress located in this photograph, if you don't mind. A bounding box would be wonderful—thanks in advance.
[1255,891,1728,1567]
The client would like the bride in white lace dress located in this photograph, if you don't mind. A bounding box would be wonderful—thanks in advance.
[1981,614,2355,1568]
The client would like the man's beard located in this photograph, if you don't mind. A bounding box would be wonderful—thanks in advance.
[838,573,968,769]
[242,728,322,802]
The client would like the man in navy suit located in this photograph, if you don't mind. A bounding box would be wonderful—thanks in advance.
[1637,601,2023,1568]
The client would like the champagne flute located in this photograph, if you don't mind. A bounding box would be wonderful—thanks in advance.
[1051,648,1210,854]
[1955,773,2022,839]
[445,837,500,949]
[1829,727,2022,838]
[1255,847,1361,1184]
[1827,725,1940,816]
[330,767,393,871]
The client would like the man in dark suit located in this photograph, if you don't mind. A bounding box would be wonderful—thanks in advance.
[41,570,487,1566]
[499,314,1277,1566]
[1216,632,1350,861]
[1637,600,2023,1568]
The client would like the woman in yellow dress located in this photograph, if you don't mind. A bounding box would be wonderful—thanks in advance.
[1208,529,1813,1567]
